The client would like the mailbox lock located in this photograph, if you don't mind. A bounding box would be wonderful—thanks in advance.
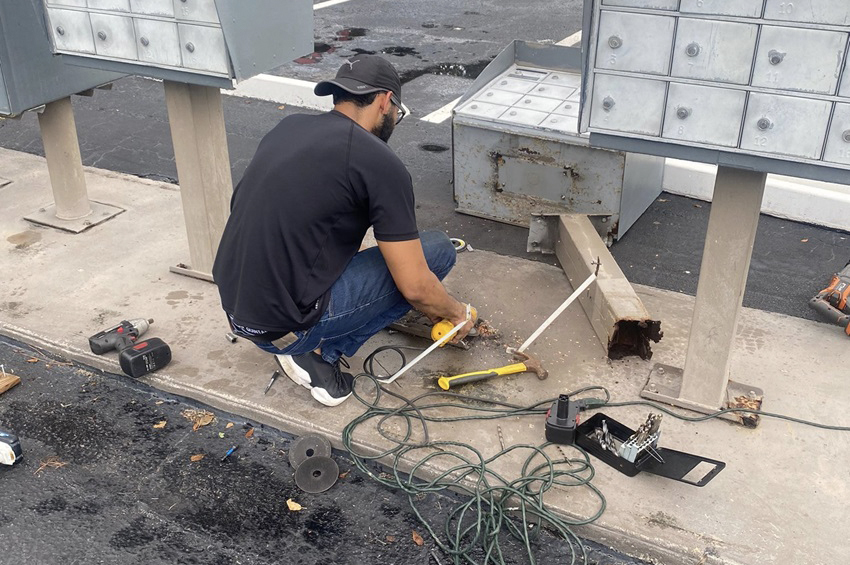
[608,35,622,49]
[685,42,700,57]
[676,107,691,120]
[56,26,65,36]
[768,50,785,65]
[757,118,772,131]
[843,130,850,143]
[185,42,196,53]
[97,31,107,41]
[140,37,150,47]
[602,96,615,111]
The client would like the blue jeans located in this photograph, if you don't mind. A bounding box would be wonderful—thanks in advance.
[255,231,456,363]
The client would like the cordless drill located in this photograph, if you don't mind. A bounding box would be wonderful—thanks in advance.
[89,318,172,378]
[809,261,850,336]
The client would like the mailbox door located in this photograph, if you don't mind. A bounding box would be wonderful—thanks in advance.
[130,0,175,17]
[671,19,758,85]
[552,100,581,118]
[46,8,96,54]
[595,11,676,76]
[0,63,9,115]
[476,89,524,107]
[177,24,229,74]
[88,0,130,11]
[763,0,850,25]
[740,93,831,159]
[662,83,746,147]
[528,83,577,100]
[457,101,510,120]
[45,0,87,7]
[516,95,562,113]
[487,77,537,95]
[823,103,850,166]
[752,26,848,95]
[499,108,549,127]
[601,0,678,8]
[90,13,138,61]
[135,18,181,67]
[589,74,667,136]
[172,0,220,24]
[679,0,765,16]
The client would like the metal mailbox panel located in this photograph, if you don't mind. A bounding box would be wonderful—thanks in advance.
[740,93,832,159]
[601,0,678,8]
[840,56,850,98]
[88,0,131,11]
[752,26,848,95]
[662,83,746,147]
[488,77,537,94]
[543,73,581,88]
[172,0,220,24]
[763,0,850,25]
[177,23,228,74]
[822,103,850,166]
[130,0,175,17]
[671,18,758,84]
[499,108,549,127]
[517,95,562,113]
[90,12,138,61]
[596,11,676,76]
[679,0,764,16]
[135,18,181,67]
[552,100,580,117]
[0,64,9,115]
[47,8,95,54]
[476,89,523,106]
[541,114,579,134]
[457,101,510,120]
[590,74,667,136]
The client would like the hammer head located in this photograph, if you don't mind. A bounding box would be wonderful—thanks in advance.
[511,350,548,380]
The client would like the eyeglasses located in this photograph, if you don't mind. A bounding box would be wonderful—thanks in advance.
[389,92,409,125]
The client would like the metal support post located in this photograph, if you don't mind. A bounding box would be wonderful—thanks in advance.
[642,166,767,427]
[163,81,232,281]
[25,97,124,233]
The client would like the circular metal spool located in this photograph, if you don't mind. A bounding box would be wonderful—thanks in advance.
[289,434,332,470]
[294,456,339,493]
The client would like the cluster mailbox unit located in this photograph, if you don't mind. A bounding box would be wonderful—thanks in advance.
[38,0,313,276]
[580,0,850,422]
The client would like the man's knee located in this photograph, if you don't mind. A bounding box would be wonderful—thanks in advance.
[420,231,456,279]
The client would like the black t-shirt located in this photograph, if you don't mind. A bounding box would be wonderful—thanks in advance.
[212,110,418,332]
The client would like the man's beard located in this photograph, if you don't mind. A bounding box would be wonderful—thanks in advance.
[372,111,396,142]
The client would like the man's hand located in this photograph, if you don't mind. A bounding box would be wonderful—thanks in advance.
[377,238,472,340]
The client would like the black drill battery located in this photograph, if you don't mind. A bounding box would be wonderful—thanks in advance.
[119,337,172,378]
[0,429,23,465]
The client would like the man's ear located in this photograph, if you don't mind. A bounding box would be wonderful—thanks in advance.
[379,91,394,114]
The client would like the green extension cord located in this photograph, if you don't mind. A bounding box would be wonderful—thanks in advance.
[342,347,850,565]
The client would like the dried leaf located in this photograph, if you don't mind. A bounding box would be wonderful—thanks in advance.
[693,204,702,208]
[801,238,809,243]
[386,535,396,543]
[34,456,67,475]
[412,531,424,546]
[218,432,225,439]
[245,428,255,439]
[339,471,350,479]
[277,105,286,110]
[226,422,234,429]
[155,401,164,405]
[190,454,205,462]
[26,358,39,363]
[182,409,216,431]
[153,420,167,429]
[286,498,303,511]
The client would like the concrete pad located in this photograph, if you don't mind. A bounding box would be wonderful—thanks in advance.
[1,147,848,565]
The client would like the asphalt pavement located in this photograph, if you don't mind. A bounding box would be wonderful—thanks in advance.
[0,335,648,565]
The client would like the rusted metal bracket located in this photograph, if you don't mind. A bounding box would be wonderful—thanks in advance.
[528,213,662,359]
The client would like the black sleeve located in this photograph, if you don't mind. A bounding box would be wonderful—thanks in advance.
[350,142,419,242]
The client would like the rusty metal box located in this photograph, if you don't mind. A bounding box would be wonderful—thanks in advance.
[452,41,664,245]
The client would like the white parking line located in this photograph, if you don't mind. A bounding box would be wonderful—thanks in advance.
[314,0,352,9]
[419,96,462,124]
[556,30,582,46]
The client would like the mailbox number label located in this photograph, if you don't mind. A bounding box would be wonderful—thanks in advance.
[754,136,769,146]
[778,2,794,14]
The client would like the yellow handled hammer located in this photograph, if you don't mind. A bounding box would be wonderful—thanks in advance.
[437,351,548,390]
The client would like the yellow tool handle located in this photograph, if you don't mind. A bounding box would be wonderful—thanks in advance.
[437,362,528,390]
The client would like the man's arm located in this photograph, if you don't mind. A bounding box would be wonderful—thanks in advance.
[377,239,474,341]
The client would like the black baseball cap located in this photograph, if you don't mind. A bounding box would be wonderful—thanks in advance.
[315,55,403,106]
